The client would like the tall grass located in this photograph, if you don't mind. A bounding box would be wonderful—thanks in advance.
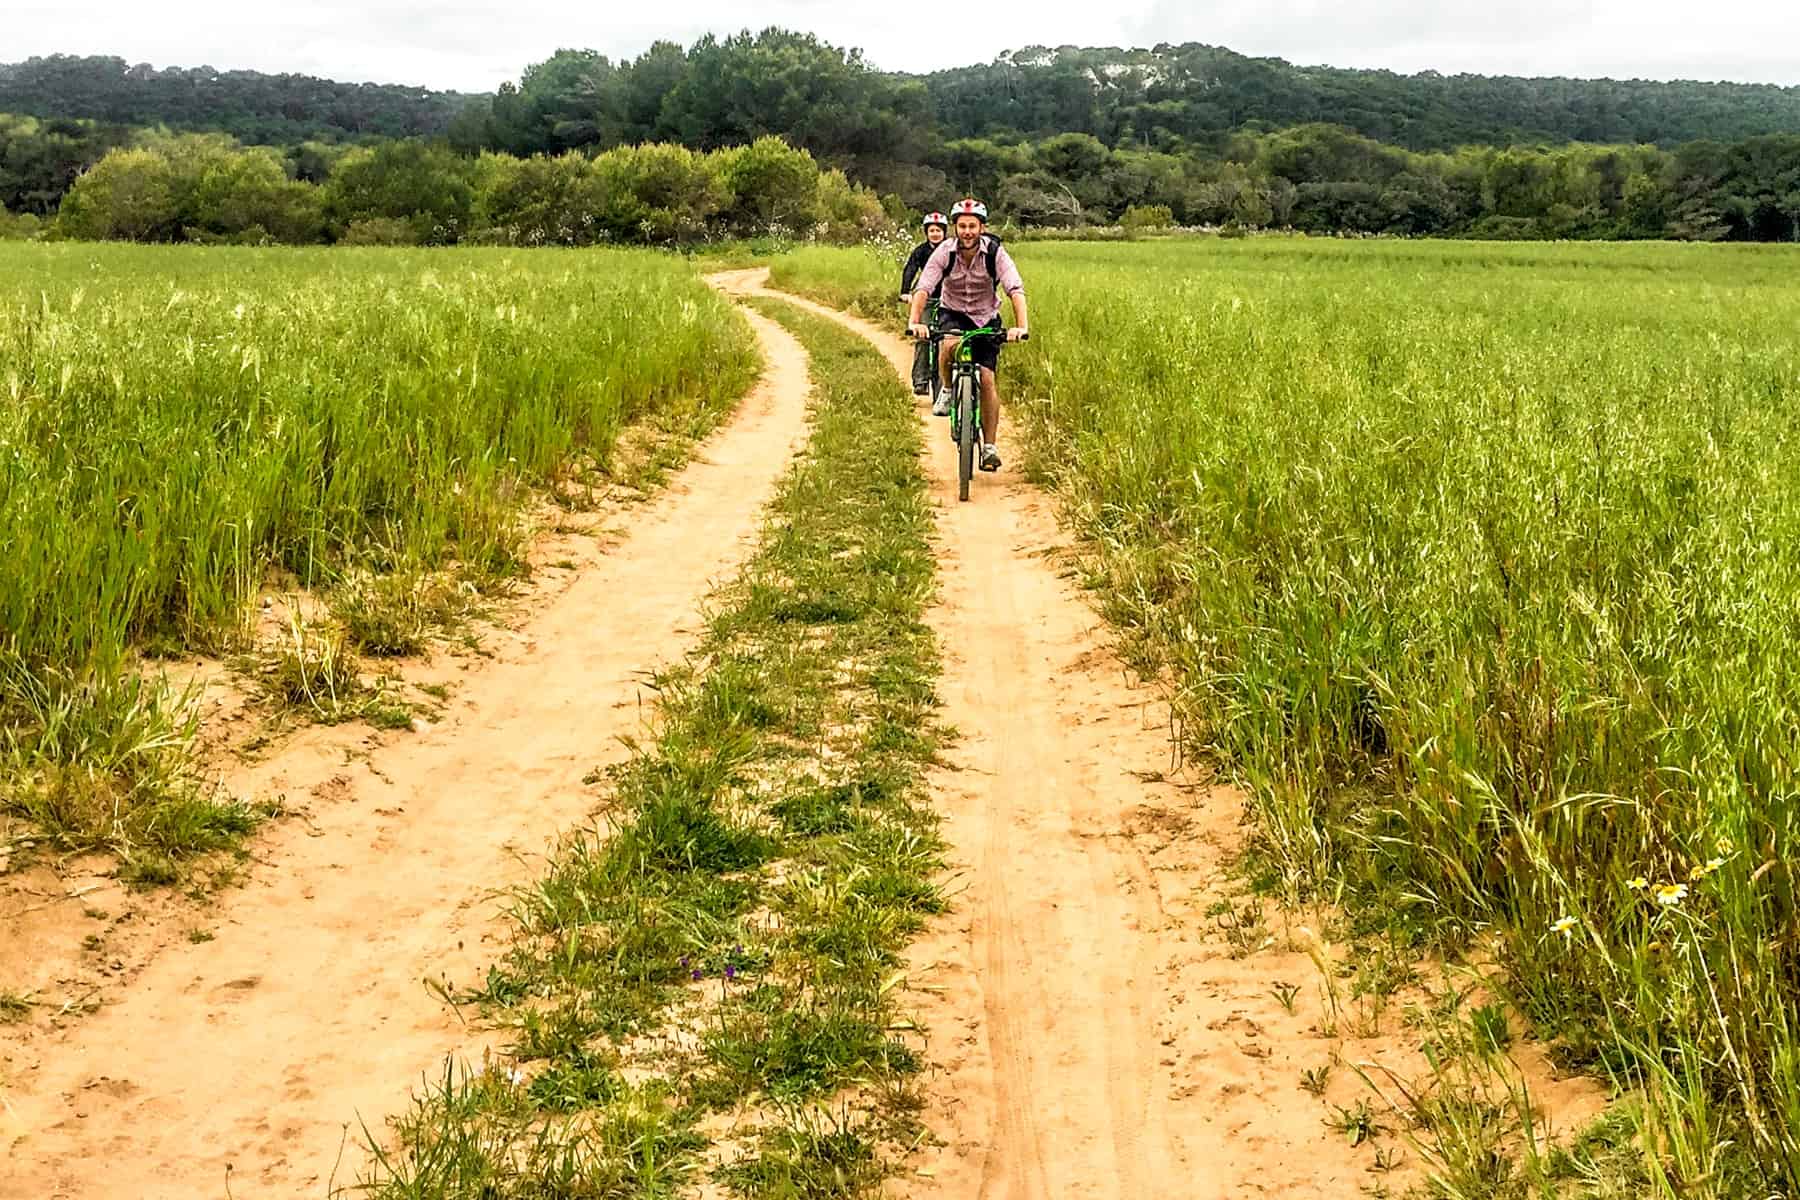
[778,236,1800,1194]
[1,243,754,667]
[1,243,755,865]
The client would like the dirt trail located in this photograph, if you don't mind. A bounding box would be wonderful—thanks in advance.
[749,276,1599,1199]
[0,299,813,1199]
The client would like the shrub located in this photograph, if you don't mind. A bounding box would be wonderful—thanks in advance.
[814,169,891,245]
[473,151,608,246]
[1121,203,1175,229]
[325,141,476,244]
[590,142,727,245]
[56,148,180,241]
[0,208,41,240]
[716,136,821,236]
[339,216,421,246]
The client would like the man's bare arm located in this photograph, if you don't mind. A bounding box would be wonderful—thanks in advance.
[1008,290,1030,339]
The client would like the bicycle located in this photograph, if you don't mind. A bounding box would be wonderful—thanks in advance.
[902,296,942,386]
[912,323,1028,502]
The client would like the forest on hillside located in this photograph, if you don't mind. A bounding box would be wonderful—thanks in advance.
[5,33,1800,244]
[0,56,475,142]
[927,44,1800,150]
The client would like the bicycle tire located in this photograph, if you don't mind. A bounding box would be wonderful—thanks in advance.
[956,373,976,502]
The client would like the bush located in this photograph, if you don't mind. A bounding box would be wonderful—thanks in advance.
[716,136,821,236]
[339,217,420,246]
[1121,204,1175,230]
[0,208,41,240]
[56,148,180,241]
[56,138,325,245]
[48,134,898,249]
[473,151,609,246]
[325,141,475,244]
[1462,214,1543,240]
[189,146,325,244]
[590,142,727,245]
[814,169,891,245]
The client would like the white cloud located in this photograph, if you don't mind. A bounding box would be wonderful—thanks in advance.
[6,0,1799,89]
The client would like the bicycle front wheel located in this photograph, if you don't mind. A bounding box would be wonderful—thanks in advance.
[956,374,977,502]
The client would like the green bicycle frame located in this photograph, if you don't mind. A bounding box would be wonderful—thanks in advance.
[943,324,1006,503]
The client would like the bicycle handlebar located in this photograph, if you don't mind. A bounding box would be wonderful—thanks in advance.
[905,325,1029,343]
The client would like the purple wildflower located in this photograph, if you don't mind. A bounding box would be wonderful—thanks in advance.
[725,964,737,981]
[691,968,703,981]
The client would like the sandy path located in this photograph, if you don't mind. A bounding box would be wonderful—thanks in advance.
[748,277,1406,1199]
[0,300,812,1199]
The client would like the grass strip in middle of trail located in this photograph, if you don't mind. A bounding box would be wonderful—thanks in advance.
[352,297,946,1196]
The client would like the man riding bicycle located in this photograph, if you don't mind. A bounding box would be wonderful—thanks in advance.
[908,198,1029,472]
[900,211,949,397]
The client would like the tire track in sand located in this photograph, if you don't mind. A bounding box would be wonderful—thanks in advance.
[0,295,811,1199]
[746,274,1382,1200]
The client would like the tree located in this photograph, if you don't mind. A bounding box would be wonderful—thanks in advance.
[324,141,475,242]
[1618,172,1671,238]
[0,113,131,214]
[56,147,178,240]
[1380,170,1460,234]
[189,145,324,242]
[996,171,1085,224]
[0,53,479,144]
[620,41,689,141]
[505,49,628,154]
[1035,132,1110,180]
[658,28,924,170]
[930,138,1032,203]
[1483,148,1555,219]
[589,142,726,243]
[473,151,606,245]
[287,140,351,185]
[714,135,821,234]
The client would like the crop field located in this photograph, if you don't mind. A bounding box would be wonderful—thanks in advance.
[776,236,1800,1192]
[0,243,754,867]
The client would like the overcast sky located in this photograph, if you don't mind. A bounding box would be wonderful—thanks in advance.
[9,0,1800,91]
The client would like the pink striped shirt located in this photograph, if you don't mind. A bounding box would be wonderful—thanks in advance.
[914,236,1024,326]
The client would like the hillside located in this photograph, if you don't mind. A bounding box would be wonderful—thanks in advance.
[925,43,1800,150]
[0,55,481,144]
[8,34,1800,244]
[9,41,1800,157]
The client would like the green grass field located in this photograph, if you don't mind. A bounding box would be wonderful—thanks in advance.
[777,236,1800,1195]
[1,244,755,872]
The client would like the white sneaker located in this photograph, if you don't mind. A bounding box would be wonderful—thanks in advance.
[980,443,1002,472]
[932,388,952,417]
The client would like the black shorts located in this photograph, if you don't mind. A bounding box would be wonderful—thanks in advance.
[939,308,1004,373]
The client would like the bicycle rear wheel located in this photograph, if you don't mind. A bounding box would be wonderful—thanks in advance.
[956,373,976,502]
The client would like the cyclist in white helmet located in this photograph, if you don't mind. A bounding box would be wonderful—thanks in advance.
[900,212,950,397]
[908,198,1029,472]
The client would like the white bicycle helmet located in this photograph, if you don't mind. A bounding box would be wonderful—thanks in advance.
[949,198,988,222]
[922,211,949,230]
